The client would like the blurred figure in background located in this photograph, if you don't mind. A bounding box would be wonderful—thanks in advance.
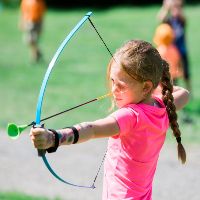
[18,0,46,63]
[153,23,183,85]
[156,0,191,92]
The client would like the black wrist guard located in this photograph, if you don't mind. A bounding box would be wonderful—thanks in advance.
[46,129,59,153]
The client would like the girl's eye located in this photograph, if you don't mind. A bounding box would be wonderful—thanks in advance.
[110,78,130,93]
[118,84,125,90]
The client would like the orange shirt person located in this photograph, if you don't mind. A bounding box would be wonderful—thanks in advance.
[19,0,46,63]
[153,23,183,83]
[20,0,46,22]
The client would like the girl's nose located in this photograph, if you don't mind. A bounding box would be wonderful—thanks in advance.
[112,85,120,94]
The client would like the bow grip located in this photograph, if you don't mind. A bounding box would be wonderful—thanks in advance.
[33,123,46,157]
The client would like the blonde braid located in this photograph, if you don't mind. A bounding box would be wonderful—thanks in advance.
[161,59,186,164]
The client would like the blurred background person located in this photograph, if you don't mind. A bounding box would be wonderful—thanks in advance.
[18,0,46,63]
[153,23,192,123]
[156,0,191,92]
[153,23,183,85]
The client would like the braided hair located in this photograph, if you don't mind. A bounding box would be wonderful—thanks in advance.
[161,60,186,164]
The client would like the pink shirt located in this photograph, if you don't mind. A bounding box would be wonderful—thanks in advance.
[102,95,169,200]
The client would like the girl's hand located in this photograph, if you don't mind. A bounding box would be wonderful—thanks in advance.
[30,128,54,150]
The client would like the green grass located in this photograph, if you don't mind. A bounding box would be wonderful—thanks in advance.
[0,191,61,200]
[1,5,200,142]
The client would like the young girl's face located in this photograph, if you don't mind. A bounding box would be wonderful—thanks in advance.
[110,63,145,108]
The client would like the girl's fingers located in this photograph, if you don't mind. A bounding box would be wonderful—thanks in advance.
[31,127,46,136]
[30,127,46,139]
[32,140,46,149]
[33,141,45,149]
[30,128,53,149]
[31,135,46,148]
[31,134,46,142]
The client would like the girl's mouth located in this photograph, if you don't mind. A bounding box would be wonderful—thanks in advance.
[115,97,122,101]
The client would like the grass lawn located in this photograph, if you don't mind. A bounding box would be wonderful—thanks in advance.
[1,5,200,140]
[0,191,61,200]
[1,4,200,199]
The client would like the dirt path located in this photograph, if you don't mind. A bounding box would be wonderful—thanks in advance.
[1,129,200,200]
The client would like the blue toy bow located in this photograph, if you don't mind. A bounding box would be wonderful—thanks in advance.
[35,12,96,188]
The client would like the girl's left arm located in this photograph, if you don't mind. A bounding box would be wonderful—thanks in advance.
[173,86,190,111]
[30,117,120,149]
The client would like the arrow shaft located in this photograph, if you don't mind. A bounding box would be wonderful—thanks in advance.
[28,94,110,126]
[41,99,97,122]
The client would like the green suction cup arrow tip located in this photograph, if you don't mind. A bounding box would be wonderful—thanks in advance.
[7,123,28,140]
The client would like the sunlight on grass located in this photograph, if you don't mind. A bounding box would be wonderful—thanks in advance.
[0,5,200,142]
[0,191,61,200]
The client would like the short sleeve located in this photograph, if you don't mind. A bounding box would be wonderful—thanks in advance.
[109,107,138,136]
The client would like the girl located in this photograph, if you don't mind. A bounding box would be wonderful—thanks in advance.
[30,40,190,200]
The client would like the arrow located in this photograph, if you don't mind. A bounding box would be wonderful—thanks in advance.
[7,94,110,140]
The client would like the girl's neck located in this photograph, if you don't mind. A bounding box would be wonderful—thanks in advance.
[140,95,158,107]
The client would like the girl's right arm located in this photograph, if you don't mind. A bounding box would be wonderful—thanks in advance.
[30,116,120,150]
[172,86,190,111]
[153,85,190,111]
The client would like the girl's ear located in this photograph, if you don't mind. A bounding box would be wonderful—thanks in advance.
[142,81,153,95]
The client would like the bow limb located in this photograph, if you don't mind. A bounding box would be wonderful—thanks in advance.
[36,12,92,124]
[35,12,95,188]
